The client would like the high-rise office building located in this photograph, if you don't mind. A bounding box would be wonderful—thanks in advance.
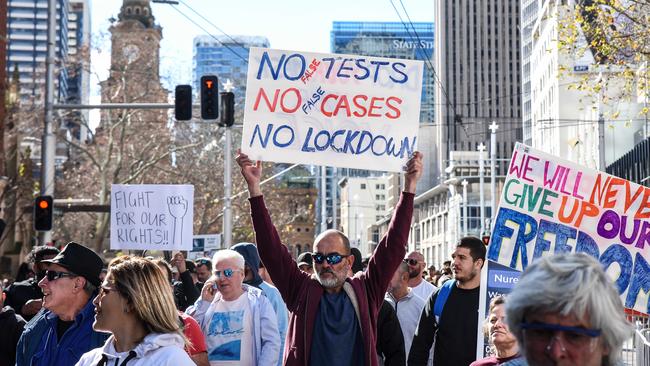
[192,35,270,110]
[433,1,522,184]
[331,21,435,124]
[520,0,541,146]
[319,21,436,235]
[7,0,70,102]
[65,0,90,141]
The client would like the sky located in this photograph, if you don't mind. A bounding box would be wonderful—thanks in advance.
[89,0,435,95]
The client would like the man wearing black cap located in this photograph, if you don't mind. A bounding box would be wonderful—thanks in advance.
[15,242,109,366]
[4,245,59,320]
[296,252,313,274]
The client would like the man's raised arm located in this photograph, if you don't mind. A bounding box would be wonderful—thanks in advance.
[235,151,309,310]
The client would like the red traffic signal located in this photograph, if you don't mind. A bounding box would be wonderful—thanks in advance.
[482,235,490,246]
[34,196,53,231]
[200,75,219,120]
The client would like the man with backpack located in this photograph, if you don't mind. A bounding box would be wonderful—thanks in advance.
[408,237,486,366]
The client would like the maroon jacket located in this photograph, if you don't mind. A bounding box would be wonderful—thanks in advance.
[250,192,414,366]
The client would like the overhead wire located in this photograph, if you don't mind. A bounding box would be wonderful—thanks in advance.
[389,0,470,138]
[166,4,249,65]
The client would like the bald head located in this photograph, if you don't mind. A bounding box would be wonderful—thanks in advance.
[314,229,350,255]
[405,250,426,281]
[406,251,424,262]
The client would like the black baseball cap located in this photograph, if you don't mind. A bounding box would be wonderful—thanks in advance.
[297,252,312,268]
[41,242,103,287]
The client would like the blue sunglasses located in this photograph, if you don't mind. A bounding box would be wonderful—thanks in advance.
[213,268,241,279]
[312,252,350,265]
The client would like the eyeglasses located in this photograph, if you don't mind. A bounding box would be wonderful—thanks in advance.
[196,259,211,266]
[520,321,601,351]
[403,258,420,266]
[213,268,241,279]
[312,252,350,265]
[45,270,77,282]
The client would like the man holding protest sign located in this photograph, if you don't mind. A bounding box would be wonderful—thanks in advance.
[236,150,422,366]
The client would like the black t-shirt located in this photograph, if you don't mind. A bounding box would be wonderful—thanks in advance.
[408,283,480,366]
[56,318,75,341]
[4,279,42,321]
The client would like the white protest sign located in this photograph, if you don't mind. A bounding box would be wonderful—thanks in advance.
[242,47,423,172]
[110,184,194,251]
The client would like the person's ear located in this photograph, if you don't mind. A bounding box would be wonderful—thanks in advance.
[475,258,484,270]
[401,272,409,282]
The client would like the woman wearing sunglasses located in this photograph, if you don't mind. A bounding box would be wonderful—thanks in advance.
[186,249,280,366]
[75,256,194,366]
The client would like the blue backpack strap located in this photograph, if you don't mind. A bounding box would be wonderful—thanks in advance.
[433,279,455,325]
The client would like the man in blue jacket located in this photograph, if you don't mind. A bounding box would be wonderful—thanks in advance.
[15,242,108,366]
[231,242,289,366]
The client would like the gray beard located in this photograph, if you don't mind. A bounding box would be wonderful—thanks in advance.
[315,267,348,289]
[317,275,341,288]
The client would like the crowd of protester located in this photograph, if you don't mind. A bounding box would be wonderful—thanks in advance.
[0,151,635,365]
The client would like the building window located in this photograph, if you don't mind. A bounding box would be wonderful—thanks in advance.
[375,194,385,200]
[360,183,366,189]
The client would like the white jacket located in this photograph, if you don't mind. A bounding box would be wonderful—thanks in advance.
[75,332,194,366]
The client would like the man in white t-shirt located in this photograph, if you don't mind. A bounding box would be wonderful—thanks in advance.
[404,251,436,301]
[187,250,280,366]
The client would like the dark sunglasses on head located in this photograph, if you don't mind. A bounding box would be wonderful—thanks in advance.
[403,258,419,266]
[313,252,350,265]
[45,270,77,281]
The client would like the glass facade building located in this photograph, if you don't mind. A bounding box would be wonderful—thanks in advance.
[330,21,435,124]
[7,0,71,102]
[192,35,270,111]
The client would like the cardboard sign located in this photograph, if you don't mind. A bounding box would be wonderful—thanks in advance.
[242,47,423,172]
[486,143,650,314]
[110,184,194,251]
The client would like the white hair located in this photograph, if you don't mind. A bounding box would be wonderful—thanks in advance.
[212,249,245,271]
[506,253,633,366]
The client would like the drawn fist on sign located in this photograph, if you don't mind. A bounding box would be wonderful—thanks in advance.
[168,196,188,219]
[167,196,188,246]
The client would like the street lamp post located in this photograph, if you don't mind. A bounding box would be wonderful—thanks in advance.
[489,121,499,230]
[478,143,486,235]
[462,179,468,237]
[222,81,235,249]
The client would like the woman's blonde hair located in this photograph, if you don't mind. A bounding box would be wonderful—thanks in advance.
[107,256,183,337]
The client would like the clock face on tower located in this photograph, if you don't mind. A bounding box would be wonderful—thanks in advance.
[123,43,140,63]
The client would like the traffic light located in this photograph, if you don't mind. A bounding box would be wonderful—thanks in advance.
[200,75,219,120]
[174,85,192,121]
[34,195,53,231]
[220,91,235,127]
[482,235,490,246]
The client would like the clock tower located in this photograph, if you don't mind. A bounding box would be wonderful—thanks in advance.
[100,0,167,110]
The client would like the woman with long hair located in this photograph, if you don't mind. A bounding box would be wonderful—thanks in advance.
[75,256,194,365]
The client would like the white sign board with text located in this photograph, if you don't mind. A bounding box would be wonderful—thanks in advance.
[242,47,423,172]
[110,184,194,251]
